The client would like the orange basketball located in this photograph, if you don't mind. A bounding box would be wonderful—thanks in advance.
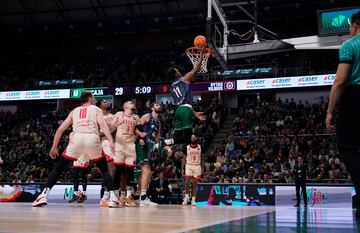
[194,35,206,48]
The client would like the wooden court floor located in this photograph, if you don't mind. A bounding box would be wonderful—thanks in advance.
[1,203,359,233]
[0,203,275,233]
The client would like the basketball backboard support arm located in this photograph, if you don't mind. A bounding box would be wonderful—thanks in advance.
[207,0,229,70]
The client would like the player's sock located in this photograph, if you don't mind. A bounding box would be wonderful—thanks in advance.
[185,194,189,199]
[126,186,133,198]
[41,187,51,197]
[121,191,126,199]
[109,191,117,199]
[191,197,196,202]
[114,190,119,198]
[164,139,174,146]
[140,190,147,201]
[103,191,110,200]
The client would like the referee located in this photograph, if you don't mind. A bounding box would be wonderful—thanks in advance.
[326,11,360,219]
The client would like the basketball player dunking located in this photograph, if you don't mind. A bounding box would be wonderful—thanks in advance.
[32,91,120,208]
[112,101,143,207]
[165,50,206,146]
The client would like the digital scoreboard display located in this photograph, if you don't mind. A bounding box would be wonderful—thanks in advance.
[318,7,360,37]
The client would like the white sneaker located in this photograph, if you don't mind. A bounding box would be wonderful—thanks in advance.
[139,197,158,207]
[191,199,196,206]
[109,196,122,208]
[182,197,190,206]
[32,193,48,207]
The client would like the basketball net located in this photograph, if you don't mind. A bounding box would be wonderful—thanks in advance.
[186,47,212,74]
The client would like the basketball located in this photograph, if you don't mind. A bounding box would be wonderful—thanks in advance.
[194,35,206,48]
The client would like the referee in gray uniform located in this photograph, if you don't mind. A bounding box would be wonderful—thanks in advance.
[326,11,360,219]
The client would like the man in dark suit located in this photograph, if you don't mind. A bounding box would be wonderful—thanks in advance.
[148,171,170,204]
[293,155,307,207]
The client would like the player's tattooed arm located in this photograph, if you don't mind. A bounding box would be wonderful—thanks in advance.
[135,115,147,138]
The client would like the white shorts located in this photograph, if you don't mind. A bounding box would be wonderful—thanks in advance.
[113,141,136,167]
[184,164,202,180]
[73,154,89,168]
[63,133,103,162]
[102,139,114,162]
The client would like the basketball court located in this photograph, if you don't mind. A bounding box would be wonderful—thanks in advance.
[0,203,358,233]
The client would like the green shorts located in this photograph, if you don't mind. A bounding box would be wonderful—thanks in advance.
[173,105,193,131]
[135,143,149,166]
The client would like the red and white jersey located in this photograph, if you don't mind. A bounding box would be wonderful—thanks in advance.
[114,111,140,143]
[72,105,101,135]
[104,113,116,134]
[186,144,202,166]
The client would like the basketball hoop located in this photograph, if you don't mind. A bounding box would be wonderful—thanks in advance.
[186,47,212,74]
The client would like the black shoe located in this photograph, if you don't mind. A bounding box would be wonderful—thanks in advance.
[294,204,300,207]
[68,195,79,203]
[77,194,87,203]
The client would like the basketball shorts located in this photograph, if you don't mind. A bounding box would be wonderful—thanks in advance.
[73,154,89,168]
[63,133,103,162]
[173,105,193,131]
[185,164,202,180]
[113,141,136,167]
[101,139,114,162]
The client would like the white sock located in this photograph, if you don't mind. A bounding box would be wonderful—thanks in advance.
[121,191,126,198]
[41,187,51,197]
[141,190,147,196]
[103,191,110,199]
[185,193,189,199]
[109,191,116,200]
[192,197,196,202]
[126,186,132,198]
[115,190,120,198]
[164,139,174,146]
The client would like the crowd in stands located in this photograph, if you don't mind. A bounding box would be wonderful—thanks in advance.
[201,97,348,184]
[0,49,338,91]
[0,95,351,185]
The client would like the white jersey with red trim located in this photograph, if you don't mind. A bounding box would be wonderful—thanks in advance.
[114,111,140,143]
[104,113,116,134]
[72,105,101,135]
[186,144,201,166]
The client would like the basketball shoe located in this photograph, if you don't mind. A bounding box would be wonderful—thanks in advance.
[125,196,137,207]
[182,196,190,206]
[76,192,87,203]
[139,197,158,207]
[32,193,48,207]
[99,197,110,207]
[109,195,121,208]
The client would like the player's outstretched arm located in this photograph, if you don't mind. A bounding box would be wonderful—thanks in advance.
[135,114,149,138]
[182,49,204,83]
[194,111,206,121]
[50,112,73,158]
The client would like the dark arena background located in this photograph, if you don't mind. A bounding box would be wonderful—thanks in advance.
[0,0,360,232]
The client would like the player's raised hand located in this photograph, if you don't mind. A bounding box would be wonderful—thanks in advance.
[194,111,206,121]
[49,146,59,159]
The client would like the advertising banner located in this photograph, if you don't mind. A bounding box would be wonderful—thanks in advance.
[196,183,275,206]
[0,184,101,203]
[276,186,352,208]
[0,89,70,101]
[237,74,335,91]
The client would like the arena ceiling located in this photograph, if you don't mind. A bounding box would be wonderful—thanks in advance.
[0,0,358,38]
